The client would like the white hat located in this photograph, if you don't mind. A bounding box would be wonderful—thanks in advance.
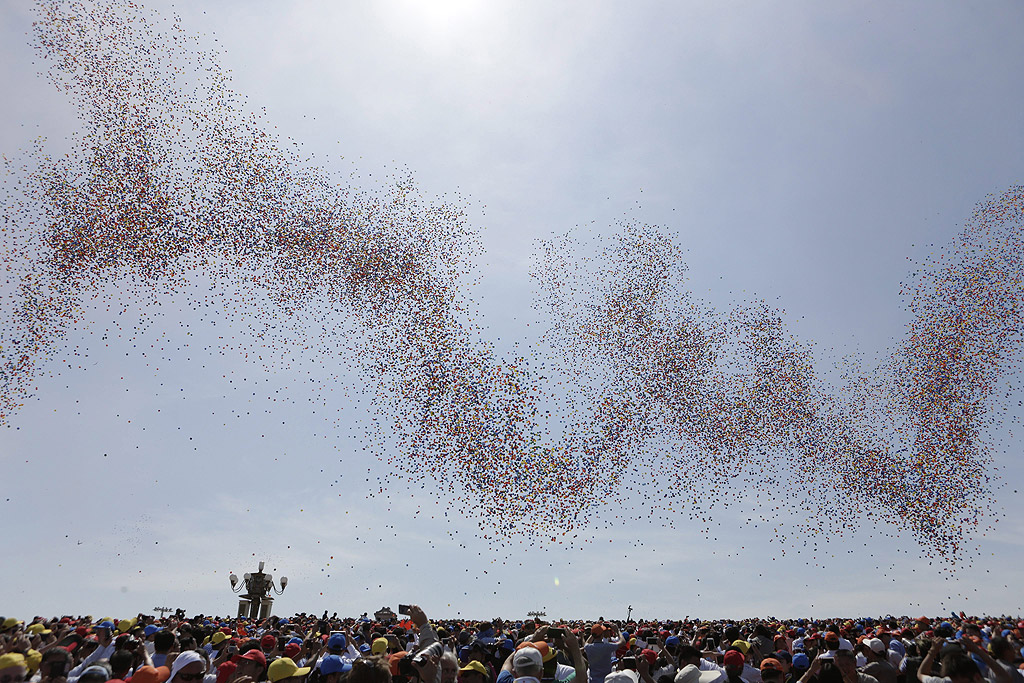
[864,638,885,654]
[606,673,640,683]
[675,664,725,683]
[512,647,543,672]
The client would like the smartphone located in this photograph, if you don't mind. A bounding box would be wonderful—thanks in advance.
[705,638,716,650]
[398,605,412,615]
[621,657,637,671]
[227,645,238,655]
[550,628,564,638]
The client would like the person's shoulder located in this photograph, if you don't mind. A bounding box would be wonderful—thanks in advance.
[857,673,879,683]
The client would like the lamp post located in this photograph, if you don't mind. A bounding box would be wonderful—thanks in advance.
[229,561,288,619]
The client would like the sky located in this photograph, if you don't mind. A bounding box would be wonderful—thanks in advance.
[1,0,1023,622]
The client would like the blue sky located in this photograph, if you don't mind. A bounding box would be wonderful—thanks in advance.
[1,0,1023,621]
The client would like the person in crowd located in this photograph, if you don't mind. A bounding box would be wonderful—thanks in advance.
[859,640,896,683]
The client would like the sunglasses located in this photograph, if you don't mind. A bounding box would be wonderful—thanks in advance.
[177,674,205,682]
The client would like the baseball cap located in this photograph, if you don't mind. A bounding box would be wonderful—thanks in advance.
[675,665,721,683]
[460,662,488,676]
[328,633,347,650]
[513,647,543,671]
[131,666,171,683]
[605,673,639,683]
[267,658,310,683]
[232,649,267,669]
[723,651,745,668]
[517,641,555,663]
[731,641,750,655]
[792,654,810,670]
[760,659,782,672]
[261,635,278,649]
[319,656,351,676]
[0,654,27,672]
[372,638,388,655]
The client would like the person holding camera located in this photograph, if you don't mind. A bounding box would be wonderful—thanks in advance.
[526,626,586,683]
[917,636,1009,683]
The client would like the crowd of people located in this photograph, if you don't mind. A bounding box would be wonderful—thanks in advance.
[2,610,1022,683]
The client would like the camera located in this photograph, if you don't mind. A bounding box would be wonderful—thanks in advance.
[621,657,637,670]
[398,605,412,615]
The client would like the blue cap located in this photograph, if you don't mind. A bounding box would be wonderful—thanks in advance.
[665,636,680,647]
[321,655,352,676]
[279,618,289,626]
[95,621,115,631]
[144,625,161,636]
[328,633,347,650]
[792,654,810,669]
[797,628,805,635]
[359,644,371,654]
[288,637,303,646]
[500,639,514,652]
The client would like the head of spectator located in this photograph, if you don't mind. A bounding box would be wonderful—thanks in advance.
[348,656,391,683]
[832,649,859,679]
[328,633,347,655]
[268,657,310,683]
[320,655,353,683]
[38,646,71,683]
[458,660,489,683]
[153,630,177,655]
[860,638,886,663]
[233,647,268,681]
[169,651,207,683]
[262,634,279,656]
[133,666,171,683]
[771,651,791,674]
[675,646,702,668]
[94,621,115,647]
[791,653,810,678]
[440,652,459,683]
[512,645,543,681]
[675,665,722,683]
[109,649,134,680]
[723,650,745,678]
[0,654,28,683]
[81,662,113,683]
[939,654,983,683]
[759,659,784,683]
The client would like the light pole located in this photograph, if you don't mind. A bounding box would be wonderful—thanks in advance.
[229,561,288,619]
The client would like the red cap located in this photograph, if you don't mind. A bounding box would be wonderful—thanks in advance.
[232,649,267,669]
[215,662,236,683]
[724,651,745,668]
[260,634,277,649]
[641,650,657,667]
[388,652,409,677]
